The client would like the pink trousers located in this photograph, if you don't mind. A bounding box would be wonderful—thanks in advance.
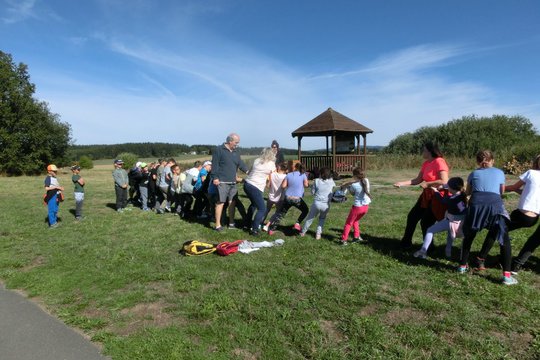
[341,205,369,241]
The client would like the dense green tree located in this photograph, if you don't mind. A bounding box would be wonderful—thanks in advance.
[0,51,71,175]
[384,115,538,157]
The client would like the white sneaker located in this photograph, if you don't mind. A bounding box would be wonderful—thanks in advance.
[315,232,321,240]
[262,224,269,232]
[413,249,427,259]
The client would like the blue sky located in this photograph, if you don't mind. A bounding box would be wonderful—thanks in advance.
[2,0,540,149]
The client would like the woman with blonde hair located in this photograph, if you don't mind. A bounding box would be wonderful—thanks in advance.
[243,148,276,235]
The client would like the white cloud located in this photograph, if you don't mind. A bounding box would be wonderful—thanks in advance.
[31,40,540,149]
[2,0,37,24]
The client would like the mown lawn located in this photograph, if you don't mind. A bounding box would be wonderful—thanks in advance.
[0,164,539,359]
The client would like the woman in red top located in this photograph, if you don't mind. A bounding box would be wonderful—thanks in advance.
[394,142,450,249]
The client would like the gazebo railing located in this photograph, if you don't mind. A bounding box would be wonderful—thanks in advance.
[299,155,367,174]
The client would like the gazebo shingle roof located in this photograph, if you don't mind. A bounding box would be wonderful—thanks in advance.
[292,107,373,137]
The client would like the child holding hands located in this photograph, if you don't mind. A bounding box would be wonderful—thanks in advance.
[340,167,371,245]
[413,177,467,259]
[300,167,335,239]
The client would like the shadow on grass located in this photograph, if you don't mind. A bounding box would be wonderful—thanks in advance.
[325,226,457,272]
[106,202,117,210]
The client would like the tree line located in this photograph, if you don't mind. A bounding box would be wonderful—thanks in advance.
[67,143,302,161]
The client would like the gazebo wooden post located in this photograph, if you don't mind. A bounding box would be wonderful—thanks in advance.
[362,134,367,169]
[297,136,302,162]
[325,136,329,156]
[332,131,336,173]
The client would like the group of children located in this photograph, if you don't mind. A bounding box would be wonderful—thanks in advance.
[43,149,540,286]
[262,161,372,246]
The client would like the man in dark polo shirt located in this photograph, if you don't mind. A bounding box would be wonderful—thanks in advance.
[211,133,248,231]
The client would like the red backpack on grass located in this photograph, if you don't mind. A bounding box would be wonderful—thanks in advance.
[216,240,244,256]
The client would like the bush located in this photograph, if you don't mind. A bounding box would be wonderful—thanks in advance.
[116,152,138,170]
[78,155,93,169]
[384,115,538,158]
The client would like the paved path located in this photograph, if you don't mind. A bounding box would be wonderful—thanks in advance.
[0,283,110,360]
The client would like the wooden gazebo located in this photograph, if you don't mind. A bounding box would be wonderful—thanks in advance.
[291,108,373,173]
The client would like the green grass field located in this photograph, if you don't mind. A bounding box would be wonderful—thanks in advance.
[0,164,539,359]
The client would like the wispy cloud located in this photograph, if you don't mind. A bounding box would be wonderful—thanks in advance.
[2,0,37,24]
[32,38,540,147]
[310,44,468,80]
[2,0,62,25]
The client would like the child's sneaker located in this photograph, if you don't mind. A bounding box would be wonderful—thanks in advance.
[339,240,348,246]
[457,265,468,274]
[351,236,366,244]
[293,223,302,231]
[299,232,306,237]
[315,232,321,240]
[413,249,427,259]
[475,257,486,271]
[268,229,275,236]
[502,275,518,285]
[262,223,269,232]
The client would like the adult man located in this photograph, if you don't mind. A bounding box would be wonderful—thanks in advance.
[211,133,248,231]
[112,159,129,212]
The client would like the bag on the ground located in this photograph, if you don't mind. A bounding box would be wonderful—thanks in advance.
[331,189,348,203]
[179,240,216,256]
[216,240,244,256]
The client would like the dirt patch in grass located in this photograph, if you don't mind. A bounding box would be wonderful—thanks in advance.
[113,300,184,336]
[383,307,427,326]
[320,319,346,343]
[232,348,260,360]
[489,330,534,357]
[20,255,46,272]
[358,303,379,316]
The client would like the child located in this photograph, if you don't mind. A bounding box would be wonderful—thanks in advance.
[71,165,85,220]
[44,164,64,228]
[340,167,371,245]
[138,163,151,211]
[413,177,467,259]
[268,162,309,235]
[300,167,335,239]
[171,164,187,215]
[262,162,288,231]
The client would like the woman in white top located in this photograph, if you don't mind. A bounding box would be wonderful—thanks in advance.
[508,155,540,272]
[243,148,276,235]
[476,154,540,272]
